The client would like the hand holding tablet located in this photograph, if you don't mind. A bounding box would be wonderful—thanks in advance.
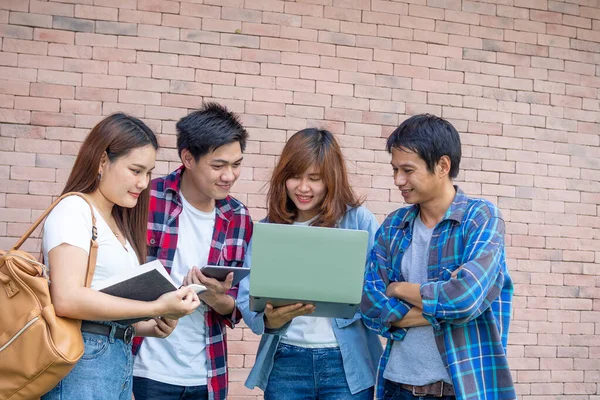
[199,265,250,287]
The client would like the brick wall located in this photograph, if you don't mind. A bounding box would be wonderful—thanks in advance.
[1,0,599,398]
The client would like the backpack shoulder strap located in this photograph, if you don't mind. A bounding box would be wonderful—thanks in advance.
[11,192,98,288]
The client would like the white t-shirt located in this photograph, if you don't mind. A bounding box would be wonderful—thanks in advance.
[279,218,339,348]
[133,193,215,386]
[42,196,140,290]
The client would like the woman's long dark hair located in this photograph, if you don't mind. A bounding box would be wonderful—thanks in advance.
[267,128,362,227]
[61,113,158,263]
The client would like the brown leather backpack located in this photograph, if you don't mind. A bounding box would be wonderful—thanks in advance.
[0,193,98,399]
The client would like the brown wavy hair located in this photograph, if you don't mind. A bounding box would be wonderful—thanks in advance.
[61,113,158,263]
[267,128,362,227]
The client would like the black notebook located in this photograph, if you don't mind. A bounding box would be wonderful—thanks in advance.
[95,260,178,326]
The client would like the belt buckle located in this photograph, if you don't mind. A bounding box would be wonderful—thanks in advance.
[412,386,427,397]
[123,325,135,344]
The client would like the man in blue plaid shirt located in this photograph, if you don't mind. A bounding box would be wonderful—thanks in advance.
[361,114,516,400]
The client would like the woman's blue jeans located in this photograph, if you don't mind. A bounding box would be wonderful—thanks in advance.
[42,323,133,400]
[264,343,374,400]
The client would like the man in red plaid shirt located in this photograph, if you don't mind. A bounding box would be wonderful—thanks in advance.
[132,103,253,400]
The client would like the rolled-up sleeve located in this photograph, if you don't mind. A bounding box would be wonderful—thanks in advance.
[361,223,413,340]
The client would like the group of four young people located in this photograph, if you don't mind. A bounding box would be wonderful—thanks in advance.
[41,103,515,400]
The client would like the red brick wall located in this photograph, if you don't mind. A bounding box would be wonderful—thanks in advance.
[1,0,599,398]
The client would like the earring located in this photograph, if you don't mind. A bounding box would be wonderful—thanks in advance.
[98,173,102,182]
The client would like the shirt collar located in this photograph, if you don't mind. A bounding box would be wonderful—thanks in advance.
[164,165,184,195]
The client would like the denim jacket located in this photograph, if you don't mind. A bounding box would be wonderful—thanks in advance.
[237,206,384,394]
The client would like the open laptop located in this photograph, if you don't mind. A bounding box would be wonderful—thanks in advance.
[249,222,370,318]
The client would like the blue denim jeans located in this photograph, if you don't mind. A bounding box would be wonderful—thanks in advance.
[41,324,133,400]
[133,377,208,400]
[264,343,374,400]
[382,380,455,400]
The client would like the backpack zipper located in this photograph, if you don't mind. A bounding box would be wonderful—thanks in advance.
[0,316,39,353]
[6,253,45,268]
[7,253,49,280]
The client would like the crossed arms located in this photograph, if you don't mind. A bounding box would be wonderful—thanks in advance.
[361,210,506,338]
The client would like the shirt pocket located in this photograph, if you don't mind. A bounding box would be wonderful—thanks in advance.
[222,239,246,267]
[334,313,362,329]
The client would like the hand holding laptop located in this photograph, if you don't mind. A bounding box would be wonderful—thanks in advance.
[264,303,316,329]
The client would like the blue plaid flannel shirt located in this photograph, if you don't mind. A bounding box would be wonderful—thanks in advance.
[361,187,516,400]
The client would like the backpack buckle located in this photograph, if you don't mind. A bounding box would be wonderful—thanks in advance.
[4,279,19,298]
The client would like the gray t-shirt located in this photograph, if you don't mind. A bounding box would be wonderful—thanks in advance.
[383,214,452,385]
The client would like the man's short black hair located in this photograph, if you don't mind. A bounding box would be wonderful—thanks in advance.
[386,114,461,179]
[176,102,248,161]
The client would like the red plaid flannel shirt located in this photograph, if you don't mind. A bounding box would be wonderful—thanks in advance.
[132,166,253,400]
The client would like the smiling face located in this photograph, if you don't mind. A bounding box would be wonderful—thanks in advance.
[391,146,445,206]
[182,141,243,208]
[285,163,327,223]
[99,144,156,208]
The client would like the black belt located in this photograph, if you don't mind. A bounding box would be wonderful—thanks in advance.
[81,321,136,344]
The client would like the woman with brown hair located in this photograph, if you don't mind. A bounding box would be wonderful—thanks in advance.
[41,113,200,400]
[238,128,383,399]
